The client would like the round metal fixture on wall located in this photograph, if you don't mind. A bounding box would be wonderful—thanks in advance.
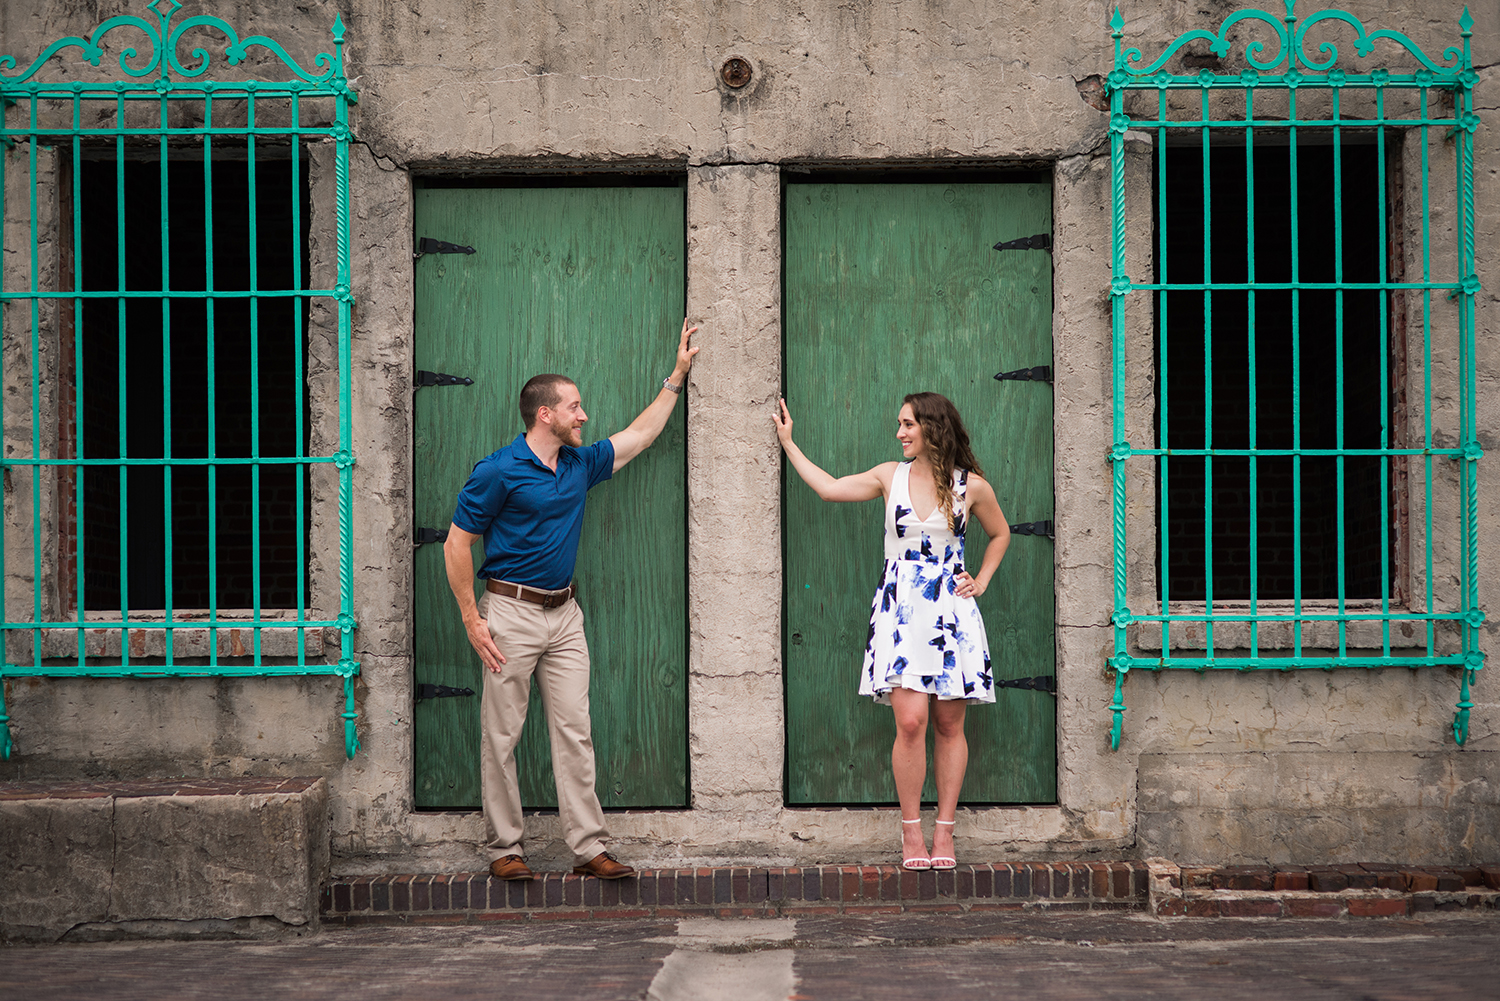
[720,56,753,89]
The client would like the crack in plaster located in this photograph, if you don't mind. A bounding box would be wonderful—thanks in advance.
[688,666,781,677]
[107,795,117,922]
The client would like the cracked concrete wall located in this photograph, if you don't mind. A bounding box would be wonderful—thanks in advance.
[2,143,61,649]
[0,0,1496,869]
[309,137,420,854]
[1051,132,1155,849]
[348,0,1114,166]
[683,164,783,825]
[1138,751,1497,864]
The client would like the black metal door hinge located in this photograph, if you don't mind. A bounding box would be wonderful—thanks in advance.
[995,675,1057,694]
[415,370,474,388]
[994,366,1052,384]
[993,234,1052,252]
[415,527,449,546]
[415,683,475,701]
[414,237,477,258]
[1008,520,1054,539]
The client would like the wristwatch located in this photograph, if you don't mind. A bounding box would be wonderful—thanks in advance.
[662,377,683,394]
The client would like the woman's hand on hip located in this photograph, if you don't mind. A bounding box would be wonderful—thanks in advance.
[954,570,986,600]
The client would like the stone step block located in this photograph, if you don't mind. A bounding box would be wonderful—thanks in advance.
[0,777,328,943]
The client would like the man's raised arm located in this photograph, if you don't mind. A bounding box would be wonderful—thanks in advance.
[608,318,699,473]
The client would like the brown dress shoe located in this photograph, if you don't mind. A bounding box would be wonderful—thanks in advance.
[572,851,635,879]
[489,855,535,881]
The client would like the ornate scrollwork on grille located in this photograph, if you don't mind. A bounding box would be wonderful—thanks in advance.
[1110,2,1473,82]
[0,0,347,86]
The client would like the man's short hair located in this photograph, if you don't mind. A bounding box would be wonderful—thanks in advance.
[519,374,576,429]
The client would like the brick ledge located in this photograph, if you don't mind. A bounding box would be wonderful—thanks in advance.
[1144,859,1500,918]
[323,862,1146,924]
[321,860,1500,924]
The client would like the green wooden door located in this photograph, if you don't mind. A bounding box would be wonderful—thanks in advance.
[412,183,688,810]
[784,181,1056,805]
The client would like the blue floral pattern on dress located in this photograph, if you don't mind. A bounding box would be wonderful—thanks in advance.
[860,463,995,706]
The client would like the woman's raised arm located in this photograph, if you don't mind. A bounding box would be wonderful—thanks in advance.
[773,398,890,503]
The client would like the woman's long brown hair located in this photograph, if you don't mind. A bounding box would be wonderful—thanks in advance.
[903,392,984,533]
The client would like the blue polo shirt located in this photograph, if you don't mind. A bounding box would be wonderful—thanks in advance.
[452,434,615,590]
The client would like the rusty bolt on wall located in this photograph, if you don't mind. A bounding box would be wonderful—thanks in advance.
[721,56,753,88]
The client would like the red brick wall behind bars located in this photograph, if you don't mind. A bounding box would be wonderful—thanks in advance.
[74,155,308,612]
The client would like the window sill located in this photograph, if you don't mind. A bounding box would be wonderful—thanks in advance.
[1136,611,1459,654]
[8,611,326,660]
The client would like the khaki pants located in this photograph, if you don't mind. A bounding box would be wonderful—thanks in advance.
[479,591,608,865]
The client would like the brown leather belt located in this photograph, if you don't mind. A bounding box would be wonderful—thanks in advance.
[485,578,577,609]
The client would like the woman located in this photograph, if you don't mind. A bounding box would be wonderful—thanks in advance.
[774,392,1010,870]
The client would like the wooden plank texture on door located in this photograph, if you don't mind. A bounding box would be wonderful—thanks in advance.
[783,181,1056,805]
[412,183,687,810]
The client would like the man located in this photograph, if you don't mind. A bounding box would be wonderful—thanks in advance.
[443,318,699,881]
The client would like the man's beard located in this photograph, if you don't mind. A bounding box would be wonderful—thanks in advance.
[553,423,583,448]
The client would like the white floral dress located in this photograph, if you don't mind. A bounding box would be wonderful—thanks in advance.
[860,461,995,705]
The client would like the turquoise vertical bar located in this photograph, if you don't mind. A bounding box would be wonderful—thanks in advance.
[333,16,361,758]
[1199,85,1213,660]
[247,91,263,664]
[71,91,85,663]
[1331,86,1346,659]
[1454,12,1480,744]
[159,88,174,667]
[1288,85,1303,659]
[1376,85,1391,658]
[0,88,9,718]
[1106,6,1129,749]
[116,91,129,670]
[291,92,307,668]
[204,91,218,670]
[1244,84,1259,660]
[1156,84,1170,662]
[28,94,42,670]
[1419,88,1433,659]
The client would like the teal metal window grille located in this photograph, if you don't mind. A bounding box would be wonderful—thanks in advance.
[1105,3,1483,748]
[0,1,360,758]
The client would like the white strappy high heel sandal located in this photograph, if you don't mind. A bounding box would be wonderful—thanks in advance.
[929,819,957,870]
[901,818,931,871]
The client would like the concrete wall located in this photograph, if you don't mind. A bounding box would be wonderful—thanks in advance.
[0,0,1495,869]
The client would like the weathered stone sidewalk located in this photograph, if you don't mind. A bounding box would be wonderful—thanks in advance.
[9,912,1500,1001]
